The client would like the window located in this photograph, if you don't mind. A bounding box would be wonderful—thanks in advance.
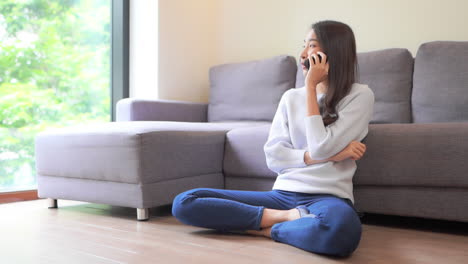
[0,0,128,193]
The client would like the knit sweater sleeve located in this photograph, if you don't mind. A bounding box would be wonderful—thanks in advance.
[304,86,375,160]
[264,91,308,174]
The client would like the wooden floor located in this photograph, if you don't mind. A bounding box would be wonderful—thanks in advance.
[1,199,467,264]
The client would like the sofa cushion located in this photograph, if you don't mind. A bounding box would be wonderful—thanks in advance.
[225,122,468,189]
[357,49,414,124]
[208,55,297,122]
[295,60,304,88]
[295,48,414,124]
[224,124,276,179]
[412,41,468,123]
[36,121,270,184]
[354,122,468,188]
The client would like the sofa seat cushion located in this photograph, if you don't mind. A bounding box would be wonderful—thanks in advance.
[412,41,468,123]
[224,124,277,179]
[354,123,468,188]
[36,121,270,184]
[225,122,468,189]
[208,55,297,122]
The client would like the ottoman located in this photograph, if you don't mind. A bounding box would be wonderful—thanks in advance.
[35,120,269,220]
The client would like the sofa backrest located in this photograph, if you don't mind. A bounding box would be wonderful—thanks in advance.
[296,48,414,124]
[208,42,467,124]
[357,49,414,124]
[412,41,468,123]
[207,55,297,122]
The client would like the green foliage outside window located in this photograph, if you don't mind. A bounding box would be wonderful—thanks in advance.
[0,0,111,190]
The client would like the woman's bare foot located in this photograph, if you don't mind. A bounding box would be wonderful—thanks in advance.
[245,227,272,238]
[260,208,301,228]
[238,208,302,238]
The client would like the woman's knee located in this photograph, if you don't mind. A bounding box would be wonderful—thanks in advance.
[171,188,207,220]
[293,201,361,257]
[322,202,362,257]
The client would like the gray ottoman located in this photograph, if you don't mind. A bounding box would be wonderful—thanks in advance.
[35,121,268,220]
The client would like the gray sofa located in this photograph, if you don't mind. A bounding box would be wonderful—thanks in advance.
[36,41,468,222]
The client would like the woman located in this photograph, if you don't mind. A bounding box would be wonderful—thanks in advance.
[171,20,375,258]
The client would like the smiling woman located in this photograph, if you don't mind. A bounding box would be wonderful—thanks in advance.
[0,0,112,193]
[171,20,375,258]
[300,20,358,127]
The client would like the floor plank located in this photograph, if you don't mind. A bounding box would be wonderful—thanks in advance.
[0,199,467,264]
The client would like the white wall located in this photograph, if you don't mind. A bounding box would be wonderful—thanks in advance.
[132,0,468,102]
[215,0,468,63]
[129,0,158,98]
[158,0,218,103]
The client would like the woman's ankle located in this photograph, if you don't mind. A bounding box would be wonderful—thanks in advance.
[260,208,299,228]
[287,208,301,221]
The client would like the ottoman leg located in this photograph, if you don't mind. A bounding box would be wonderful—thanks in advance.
[47,198,58,209]
[137,208,149,221]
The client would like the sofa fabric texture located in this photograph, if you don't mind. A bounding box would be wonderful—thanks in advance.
[36,121,270,184]
[356,48,414,124]
[208,55,297,122]
[412,41,468,123]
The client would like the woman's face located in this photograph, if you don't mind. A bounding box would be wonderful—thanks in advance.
[300,29,324,75]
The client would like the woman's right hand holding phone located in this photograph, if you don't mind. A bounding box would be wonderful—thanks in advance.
[305,51,329,89]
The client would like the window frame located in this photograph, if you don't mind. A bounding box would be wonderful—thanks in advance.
[111,0,130,121]
[0,190,38,204]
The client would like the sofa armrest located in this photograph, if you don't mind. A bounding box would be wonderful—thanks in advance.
[116,98,208,122]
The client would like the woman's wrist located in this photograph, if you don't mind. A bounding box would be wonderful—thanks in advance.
[304,151,335,165]
[306,82,319,91]
[306,88,321,116]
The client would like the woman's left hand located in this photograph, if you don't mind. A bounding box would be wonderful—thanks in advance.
[305,51,329,89]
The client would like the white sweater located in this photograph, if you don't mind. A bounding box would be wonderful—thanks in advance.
[264,83,375,203]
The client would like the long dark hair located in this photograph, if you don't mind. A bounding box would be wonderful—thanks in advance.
[311,20,357,126]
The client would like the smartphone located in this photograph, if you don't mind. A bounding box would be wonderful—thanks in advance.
[304,58,311,69]
[304,54,327,69]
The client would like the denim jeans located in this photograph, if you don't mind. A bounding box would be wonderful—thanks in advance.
[172,188,362,257]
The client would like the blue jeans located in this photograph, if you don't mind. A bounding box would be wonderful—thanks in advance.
[172,188,362,257]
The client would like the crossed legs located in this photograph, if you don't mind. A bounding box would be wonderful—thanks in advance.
[172,187,362,257]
